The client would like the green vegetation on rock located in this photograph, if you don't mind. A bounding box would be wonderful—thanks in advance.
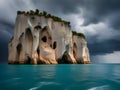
[72,31,86,39]
[17,9,70,26]
[17,11,26,14]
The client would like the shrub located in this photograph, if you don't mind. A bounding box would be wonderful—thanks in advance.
[72,31,86,39]
[43,11,47,16]
[46,14,52,18]
[35,9,39,15]
[17,11,25,15]
[30,10,34,15]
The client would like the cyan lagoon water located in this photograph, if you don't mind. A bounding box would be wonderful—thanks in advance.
[0,64,120,90]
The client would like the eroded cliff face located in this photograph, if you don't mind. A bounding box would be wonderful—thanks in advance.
[8,10,90,64]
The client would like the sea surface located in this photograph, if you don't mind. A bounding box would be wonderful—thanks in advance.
[0,64,120,90]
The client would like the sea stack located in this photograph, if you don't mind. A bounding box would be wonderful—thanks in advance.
[8,9,90,64]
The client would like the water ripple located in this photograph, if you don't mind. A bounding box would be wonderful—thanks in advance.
[88,85,110,90]
[29,81,60,90]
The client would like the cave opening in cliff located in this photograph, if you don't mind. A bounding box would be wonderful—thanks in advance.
[25,28,33,41]
[58,51,72,64]
[50,44,52,48]
[34,25,41,30]
[19,32,24,41]
[37,47,40,55]
[53,41,57,49]
[16,43,22,56]
[26,56,32,64]
[41,36,47,42]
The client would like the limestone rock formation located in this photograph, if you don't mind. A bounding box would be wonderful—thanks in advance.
[8,10,90,64]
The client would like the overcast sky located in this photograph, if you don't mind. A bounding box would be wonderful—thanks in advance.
[0,0,120,63]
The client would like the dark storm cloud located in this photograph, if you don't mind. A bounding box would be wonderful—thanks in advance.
[0,39,8,63]
[1,0,120,29]
[33,0,83,14]
[0,21,13,63]
[88,40,120,55]
[38,0,120,30]
[33,0,120,32]
[107,12,120,30]
[0,21,14,35]
[79,0,120,29]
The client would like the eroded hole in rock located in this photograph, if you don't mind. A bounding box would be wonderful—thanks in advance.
[73,50,75,57]
[66,44,69,51]
[26,28,31,35]
[16,43,22,55]
[34,25,41,30]
[19,32,24,41]
[50,44,52,48]
[37,47,40,55]
[25,28,33,40]
[26,56,32,64]
[41,36,47,42]
[37,60,46,64]
[53,41,57,49]
[42,26,47,30]
[58,51,72,64]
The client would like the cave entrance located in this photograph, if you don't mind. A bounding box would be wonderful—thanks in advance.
[16,43,22,57]
[53,41,57,49]
[41,36,47,42]
[40,27,53,50]
[26,56,32,64]
[25,28,33,41]
[37,47,40,55]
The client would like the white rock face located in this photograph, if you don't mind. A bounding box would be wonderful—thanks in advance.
[8,13,90,64]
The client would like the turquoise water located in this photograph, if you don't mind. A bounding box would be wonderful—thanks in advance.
[0,64,120,90]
